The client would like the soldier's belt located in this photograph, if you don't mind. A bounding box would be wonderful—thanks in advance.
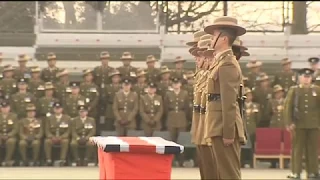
[193,105,201,113]
[200,107,206,114]
[207,94,221,102]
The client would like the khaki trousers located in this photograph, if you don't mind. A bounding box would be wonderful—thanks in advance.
[198,145,218,179]
[210,136,241,180]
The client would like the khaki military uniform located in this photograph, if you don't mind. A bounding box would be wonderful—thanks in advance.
[28,79,45,99]
[0,78,17,100]
[171,69,186,80]
[44,114,71,161]
[252,87,273,127]
[36,97,58,118]
[273,71,296,94]
[184,83,194,127]
[55,82,70,106]
[270,98,285,128]
[246,72,263,89]
[40,67,60,83]
[80,82,99,118]
[284,84,320,176]
[0,113,18,165]
[63,95,86,118]
[19,117,43,162]
[104,84,121,131]
[192,70,218,179]
[133,83,148,97]
[13,67,31,80]
[313,70,320,86]
[157,80,172,99]
[139,94,163,136]
[204,49,245,180]
[70,116,96,161]
[146,68,160,83]
[117,66,137,79]
[93,65,114,118]
[112,91,139,136]
[164,89,189,142]
[242,101,260,167]
[93,65,114,88]
[11,92,36,119]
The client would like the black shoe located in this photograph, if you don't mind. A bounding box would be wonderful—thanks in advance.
[28,161,34,167]
[59,160,66,167]
[19,161,28,167]
[45,160,52,166]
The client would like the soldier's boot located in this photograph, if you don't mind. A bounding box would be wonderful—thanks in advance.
[45,159,52,166]
[32,140,40,167]
[59,160,66,167]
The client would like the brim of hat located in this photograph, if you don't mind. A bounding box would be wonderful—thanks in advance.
[173,60,186,63]
[137,73,146,77]
[186,41,197,46]
[27,109,36,111]
[109,73,121,77]
[18,59,28,62]
[241,51,250,56]
[83,72,93,76]
[246,63,262,68]
[204,24,246,36]
[273,89,284,93]
[100,56,110,59]
[203,49,215,57]
[47,58,56,60]
[258,77,269,81]
[3,69,14,72]
[281,61,292,65]
[146,59,157,63]
[189,47,197,54]
[121,57,133,60]
[233,44,248,51]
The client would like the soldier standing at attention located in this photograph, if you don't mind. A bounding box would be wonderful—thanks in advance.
[145,55,160,83]
[246,60,264,90]
[55,69,71,106]
[44,102,71,166]
[203,16,246,179]
[171,56,187,81]
[63,82,86,118]
[0,101,18,167]
[252,73,273,127]
[241,87,260,168]
[284,68,320,179]
[0,65,17,100]
[139,82,163,136]
[13,54,31,80]
[157,66,172,99]
[70,105,96,166]
[93,51,114,122]
[113,77,138,136]
[28,66,45,99]
[80,69,99,133]
[104,70,122,131]
[132,69,148,130]
[117,52,137,79]
[270,85,285,128]
[18,104,43,166]
[11,78,36,119]
[36,82,58,118]
[190,34,219,179]
[40,52,60,83]
[164,77,189,143]
[183,70,195,129]
[308,57,320,86]
[133,69,148,97]
[273,58,296,94]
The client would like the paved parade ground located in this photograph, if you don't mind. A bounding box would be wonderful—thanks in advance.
[0,167,305,179]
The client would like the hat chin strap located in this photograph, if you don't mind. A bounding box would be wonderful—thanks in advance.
[211,32,222,51]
